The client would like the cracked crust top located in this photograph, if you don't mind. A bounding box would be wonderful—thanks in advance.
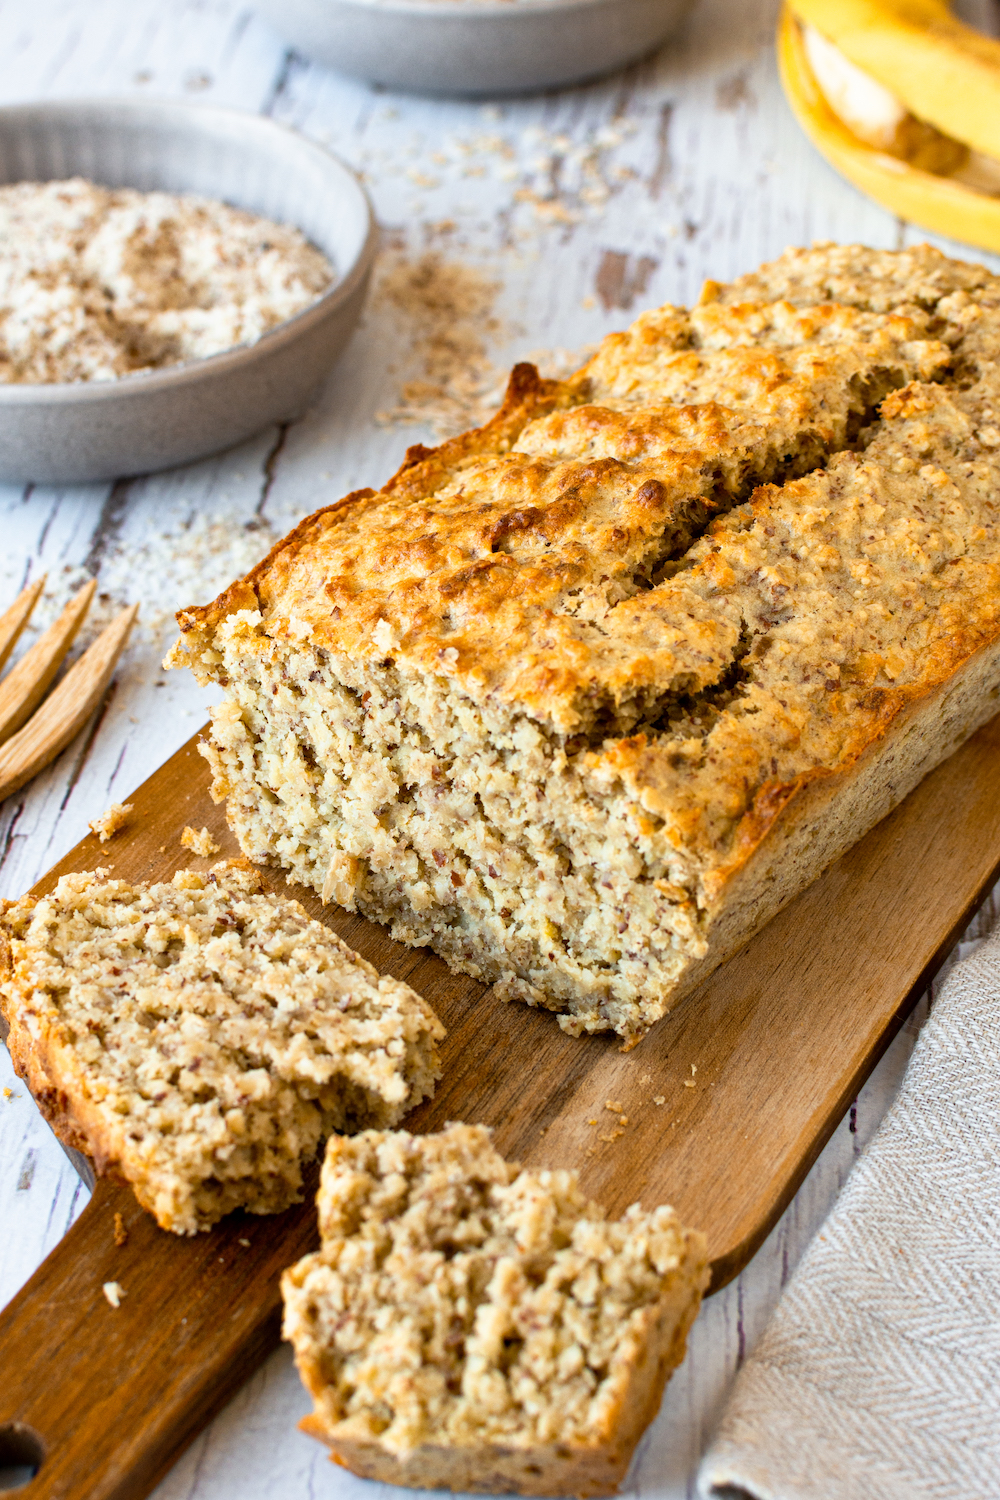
[175,290,949,722]
[170,243,1000,883]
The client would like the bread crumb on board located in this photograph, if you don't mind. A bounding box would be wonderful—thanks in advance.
[103,1281,126,1308]
[113,1212,129,1248]
[89,802,133,843]
[180,825,220,857]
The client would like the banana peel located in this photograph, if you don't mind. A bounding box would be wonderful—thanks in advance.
[788,0,1000,161]
[778,5,1000,253]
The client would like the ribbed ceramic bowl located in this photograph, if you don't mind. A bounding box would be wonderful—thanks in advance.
[0,100,376,485]
[253,0,693,95]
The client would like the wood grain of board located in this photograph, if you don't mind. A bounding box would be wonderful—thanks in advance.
[1,711,1000,1500]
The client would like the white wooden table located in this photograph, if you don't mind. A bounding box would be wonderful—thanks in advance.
[1,1,998,1494]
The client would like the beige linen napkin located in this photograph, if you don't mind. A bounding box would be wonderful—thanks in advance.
[698,921,1000,1500]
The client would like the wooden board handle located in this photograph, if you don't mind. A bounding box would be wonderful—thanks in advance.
[0,1174,318,1500]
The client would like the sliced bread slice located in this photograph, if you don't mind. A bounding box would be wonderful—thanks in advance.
[0,860,444,1234]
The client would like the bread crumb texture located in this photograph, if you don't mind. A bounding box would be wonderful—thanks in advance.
[0,177,333,384]
[181,824,221,857]
[170,243,1000,1042]
[282,1123,708,1496]
[0,861,443,1234]
[89,801,133,843]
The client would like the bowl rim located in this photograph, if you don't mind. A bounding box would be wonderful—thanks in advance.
[266,0,663,14]
[0,96,378,406]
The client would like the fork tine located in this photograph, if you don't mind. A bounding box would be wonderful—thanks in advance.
[0,575,46,675]
[0,602,138,804]
[0,577,96,747]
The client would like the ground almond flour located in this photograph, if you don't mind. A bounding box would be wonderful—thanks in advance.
[0,177,334,384]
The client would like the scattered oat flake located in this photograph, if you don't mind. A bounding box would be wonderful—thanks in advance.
[103,1281,126,1308]
[684,1080,696,1089]
[605,1100,623,1113]
[113,1212,129,1247]
[89,801,133,843]
[371,248,503,439]
[239,1238,251,1247]
[587,1117,598,1126]
[181,825,220,857]
[653,1095,666,1106]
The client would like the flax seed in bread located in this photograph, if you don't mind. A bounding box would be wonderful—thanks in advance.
[0,861,443,1233]
[281,1123,709,1497]
[168,243,1000,1043]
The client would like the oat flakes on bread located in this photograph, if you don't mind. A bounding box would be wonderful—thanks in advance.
[0,860,443,1234]
[168,242,1000,1043]
[281,1123,709,1497]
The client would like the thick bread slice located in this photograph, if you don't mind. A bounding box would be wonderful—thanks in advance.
[281,1124,709,1497]
[0,861,444,1233]
[167,243,1000,1042]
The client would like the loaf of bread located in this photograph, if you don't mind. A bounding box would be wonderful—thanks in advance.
[168,243,1000,1043]
[281,1123,709,1496]
[0,861,443,1233]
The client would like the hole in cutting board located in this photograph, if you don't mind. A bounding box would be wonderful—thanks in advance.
[0,1425,44,1492]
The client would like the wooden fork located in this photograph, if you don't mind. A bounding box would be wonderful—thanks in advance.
[0,577,138,803]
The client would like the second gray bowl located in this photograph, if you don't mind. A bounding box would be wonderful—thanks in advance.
[253,0,693,96]
[0,100,377,485]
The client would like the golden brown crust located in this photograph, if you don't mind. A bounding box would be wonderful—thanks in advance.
[178,363,565,642]
[175,297,949,733]
[168,243,1000,1039]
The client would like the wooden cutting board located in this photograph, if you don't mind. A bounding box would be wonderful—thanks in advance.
[2,715,1000,1500]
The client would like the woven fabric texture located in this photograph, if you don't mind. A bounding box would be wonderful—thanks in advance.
[698,922,1000,1500]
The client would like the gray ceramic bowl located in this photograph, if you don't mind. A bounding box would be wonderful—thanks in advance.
[253,0,693,95]
[0,100,376,485]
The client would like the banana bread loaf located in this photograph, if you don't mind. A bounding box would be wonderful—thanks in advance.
[168,243,1000,1043]
[281,1123,709,1496]
[0,861,443,1233]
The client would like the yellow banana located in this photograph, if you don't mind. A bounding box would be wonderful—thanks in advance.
[778,5,1000,253]
[787,0,1000,162]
